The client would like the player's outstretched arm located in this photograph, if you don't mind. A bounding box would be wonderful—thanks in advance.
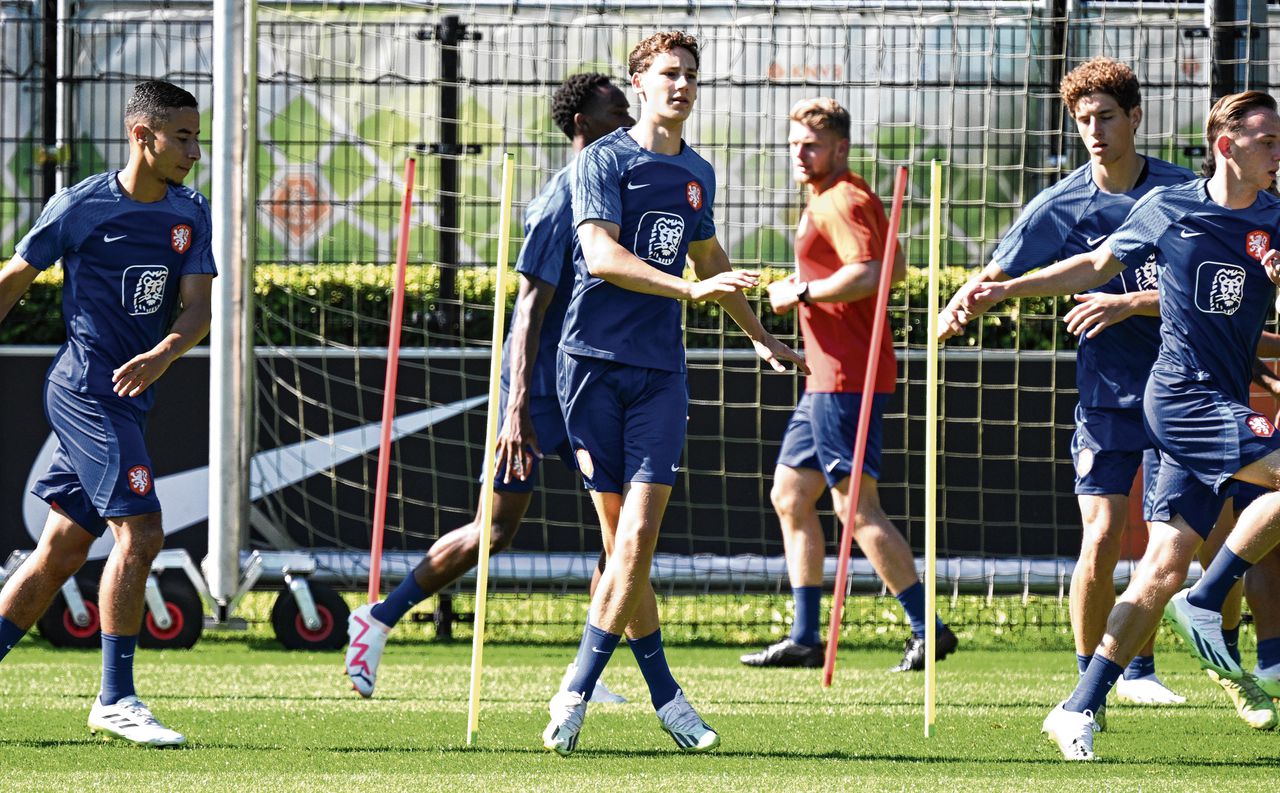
[0,255,41,326]
[688,237,809,374]
[1063,289,1159,339]
[1257,330,1280,359]
[494,274,555,483]
[577,220,756,301]
[112,273,213,398]
[961,247,1123,323]
[937,262,1008,341]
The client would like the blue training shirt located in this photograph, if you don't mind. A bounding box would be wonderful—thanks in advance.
[561,127,717,373]
[16,170,218,412]
[500,161,575,399]
[1108,178,1280,403]
[993,156,1194,408]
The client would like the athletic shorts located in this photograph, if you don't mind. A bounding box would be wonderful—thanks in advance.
[1071,403,1160,497]
[776,392,888,487]
[556,350,687,494]
[31,382,161,537]
[487,387,576,494]
[1233,481,1270,514]
[1142,369,1280,538]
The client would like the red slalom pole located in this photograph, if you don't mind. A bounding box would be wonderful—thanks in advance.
[368,157,417,604]
[822,165,909,687]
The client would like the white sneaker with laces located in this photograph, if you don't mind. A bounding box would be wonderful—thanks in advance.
[543,690,588,756]
[1164,590,1243,679]
[558,663,627,704]
[1041,701,1096,761]
[1254,663,1280,700]
[88,694,185,747]
[1114,674,1186,705]
[346,603,390,698]
[656,690,720,753]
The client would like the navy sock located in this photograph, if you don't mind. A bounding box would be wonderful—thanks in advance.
[1222,625,1242,666]
[895,582,929,638]
[0,617,27,663]
[789,586,822,647]
[1076,653,1092,676]
[370,574,428,628]
[1188,549,1253,613]
[628,629,680,710]
[1124,655,1156,680]
[1064,655,1124,715]
[1258,637,1280,670]
[566,623,620,700]
[100,633,138,706]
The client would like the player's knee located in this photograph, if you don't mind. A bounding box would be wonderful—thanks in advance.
[1079,525,1124,567]
[488,520,520,553]
[114,516,165,562]
[770,480,811,519]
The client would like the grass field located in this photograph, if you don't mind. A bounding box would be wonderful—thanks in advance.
[1,633,1278,792]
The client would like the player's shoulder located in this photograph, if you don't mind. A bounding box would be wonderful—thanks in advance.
[43,171,118,217]
[1142,155,1196,185]
[1040,162,1096,200]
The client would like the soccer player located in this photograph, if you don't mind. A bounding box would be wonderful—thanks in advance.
[344,74,634,701]
[0,80,215,747]
[956,90,1280,760]
[939,58,1193,707]
[737,97,956,673]
[541,31,806,756]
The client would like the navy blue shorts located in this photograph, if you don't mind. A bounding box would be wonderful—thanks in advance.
[556,351,687,493]
[777,392,888,487]
[32,382,161,537]
[1143,369,1280,538]
[1234,481,1270,514]
[1071,404,1160,497]
[488,387,576,494]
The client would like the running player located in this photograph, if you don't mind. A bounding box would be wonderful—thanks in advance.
[957,90,1280,760]
[344,74,634,702]
[0,80,215,747]
[739,97,955,673]
[541,31,806,756]
[940,58,1193,707]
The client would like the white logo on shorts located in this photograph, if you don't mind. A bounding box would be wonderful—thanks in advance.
[634,211,685,267]
[1195,261,1246,316]
[122,265,170,316]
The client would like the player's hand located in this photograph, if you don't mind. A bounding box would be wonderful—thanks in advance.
[111,350,174,397]
[494,404,542,484]
[1263,248,1280,286]
[936,304,969,341]
[752,334,809,375]
[767,275,800,315]
[1063,293,1132,338]
[689,269,759,302]
[961,281,1006,319]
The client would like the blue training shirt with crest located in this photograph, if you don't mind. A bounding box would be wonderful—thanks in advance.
[16,170,218,412]
[1107,178,1280,403]
[992,156,1194,408]
[561,127,716,373]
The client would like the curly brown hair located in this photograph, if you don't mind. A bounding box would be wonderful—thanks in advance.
[627,31,700,76]
[1059,57,1141,114]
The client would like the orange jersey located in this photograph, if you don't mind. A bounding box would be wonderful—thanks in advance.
[794,171,896,394]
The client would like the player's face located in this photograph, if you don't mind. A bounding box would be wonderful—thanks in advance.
[1220,107,1280,193]
[579,84,635,145]
[136,107,202,186]
[788,121,849,188]
[632,48,698,124]
[1072,92,1140,166]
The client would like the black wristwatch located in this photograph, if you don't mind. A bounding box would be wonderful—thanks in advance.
[796,281,812,305]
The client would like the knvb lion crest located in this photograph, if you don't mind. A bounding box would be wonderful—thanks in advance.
[1246,413,1275,438]
[171,224,193,254]
[122,265,169,316]
[634,211,685,267]
[686,181,703,210]
[1194,261,1246,316]
[126,465,153,496]
[1246,230,1270,262]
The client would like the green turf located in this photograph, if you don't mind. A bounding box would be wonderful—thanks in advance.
[0,638,1277,792]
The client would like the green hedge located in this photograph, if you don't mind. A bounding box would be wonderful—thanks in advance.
[3,263,1077,350]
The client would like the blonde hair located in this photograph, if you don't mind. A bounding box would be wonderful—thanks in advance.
[788,97,850,141]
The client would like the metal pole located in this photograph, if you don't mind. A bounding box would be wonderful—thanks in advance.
[436,15,462,337]
[39,0,56,201]
[1209,0,1241,101]
[208,0,248,617]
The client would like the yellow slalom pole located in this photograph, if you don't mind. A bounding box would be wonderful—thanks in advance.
[924,159,942,738]
[467,152,517,746]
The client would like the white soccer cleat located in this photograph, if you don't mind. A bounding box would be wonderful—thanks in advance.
[558,662,627,704]
[1114,674,1186,705]
[1041,701,1096,761]
[1254,664,1280,700]
[543,689,588,756]
[88,695,186,747]
[1163,590,1243,679]
[1207,669,1278,730]
[656,690,720,753]
[346,603,390,698]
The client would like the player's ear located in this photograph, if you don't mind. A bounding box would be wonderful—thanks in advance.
[128,121,153,147]
[1216,134,1233,158]
[1129,105,1142,131]
[835,137,850,162]
[630,70,645,101]
[573,111,589,139]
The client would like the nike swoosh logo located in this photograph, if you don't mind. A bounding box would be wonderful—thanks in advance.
[1181,229,1204,238]
[23,395,487,561]
[591,646,610,654]
[826,458,841,472]
[670,463,680,473]
[104,234,127,243]
[120,653,134,659]
[643,648,661,659]
[626,183,651,190]
[1086,235,1106,247]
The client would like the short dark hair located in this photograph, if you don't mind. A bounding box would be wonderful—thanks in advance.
[628,31,699,76]
[551,73,613,140]
[125,80,198,128]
